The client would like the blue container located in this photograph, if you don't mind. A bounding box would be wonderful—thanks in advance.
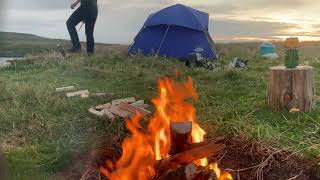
[260,42,276,56]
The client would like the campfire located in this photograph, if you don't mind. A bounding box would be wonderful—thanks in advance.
[99,76,233,180]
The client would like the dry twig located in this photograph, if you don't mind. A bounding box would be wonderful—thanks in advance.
[287,170,303,180]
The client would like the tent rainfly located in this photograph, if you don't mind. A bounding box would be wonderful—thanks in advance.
[128,4,218,60]
[260,42,279,59]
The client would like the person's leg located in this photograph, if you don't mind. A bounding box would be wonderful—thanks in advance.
[85,8,98,54]
[66,8,85,50]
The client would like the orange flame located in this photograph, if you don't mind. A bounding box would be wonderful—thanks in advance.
[100,76,232,180]
[210,163,233,180]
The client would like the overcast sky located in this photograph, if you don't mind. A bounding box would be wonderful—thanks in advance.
[1,0,320,44]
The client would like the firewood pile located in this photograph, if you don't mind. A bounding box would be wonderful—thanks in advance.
[55,86,150,120]
[89,97,151,121]
[154,122,228,180]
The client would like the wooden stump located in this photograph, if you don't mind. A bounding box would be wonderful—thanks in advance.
[170,122,192,155]
[268,66,315,112]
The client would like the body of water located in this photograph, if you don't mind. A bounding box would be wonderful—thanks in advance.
[0,57,24,63]
[0,57,24,66]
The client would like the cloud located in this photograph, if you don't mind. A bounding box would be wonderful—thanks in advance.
[0,0,6,25]
[1,0,320,43]
[211,19,297,41]
[5,0,69,10]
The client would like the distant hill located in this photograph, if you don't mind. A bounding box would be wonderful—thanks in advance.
[0,32,127,57]
[0,32,64,42]
[0,32,70,57]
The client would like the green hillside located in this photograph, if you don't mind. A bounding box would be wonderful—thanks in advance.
[0,32,319,180]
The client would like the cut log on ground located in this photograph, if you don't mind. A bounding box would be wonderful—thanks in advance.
[88,108,105,117]
[131,100,145,107]
[110,105,134,118]
[102,108,115,120]
[81,93,90,98]
[119,102,151,117]
[56,86,75,92]
[131,100,149,109]
[67,90,90,98]
[91,93,114,97]
[112,97,136,106]
[88,107,115,120]
[268,66,315,112]
[156,142,225,172]
[94,103,111,110]
[170,122,192,155]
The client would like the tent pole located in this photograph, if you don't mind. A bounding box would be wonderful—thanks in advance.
[156,24,171,57]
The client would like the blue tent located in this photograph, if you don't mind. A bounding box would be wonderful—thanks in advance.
[260,42,276,55]
[129,4,217,60]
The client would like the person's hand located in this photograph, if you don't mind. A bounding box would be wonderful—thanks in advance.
[71,2,78,9]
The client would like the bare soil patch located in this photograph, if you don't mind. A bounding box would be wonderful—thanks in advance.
[56,136,320,180]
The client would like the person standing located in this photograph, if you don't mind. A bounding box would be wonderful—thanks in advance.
[66,0,98,55]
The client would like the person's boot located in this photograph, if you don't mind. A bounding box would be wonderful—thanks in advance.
[87,51,94,56]
[67,47,81,54]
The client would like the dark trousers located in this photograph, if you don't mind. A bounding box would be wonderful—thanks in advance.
[66,5,98,53]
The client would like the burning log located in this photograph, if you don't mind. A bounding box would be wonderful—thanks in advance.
[170,122,192,155]
[156,142,225,173]
[157,163,218,180]
[182,137,225,152]
[98,76,233,180]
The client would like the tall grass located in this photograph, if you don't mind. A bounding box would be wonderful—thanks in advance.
[0,42,319,179]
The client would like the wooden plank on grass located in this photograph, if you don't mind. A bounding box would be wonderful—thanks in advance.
[110,105,134,118]
[56,86,75,92]
[131,100,149,109]
[91,93,114,97]
[131,100,144,107]
[67,90,89,98]
[112,97,135,106]
[94,103,111,110]
[89,107,115,120]
[119,102,151,116]
[102,108,115,120]
[88,108,105,117]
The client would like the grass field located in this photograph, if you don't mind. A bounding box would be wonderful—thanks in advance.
[0,32,319,179]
